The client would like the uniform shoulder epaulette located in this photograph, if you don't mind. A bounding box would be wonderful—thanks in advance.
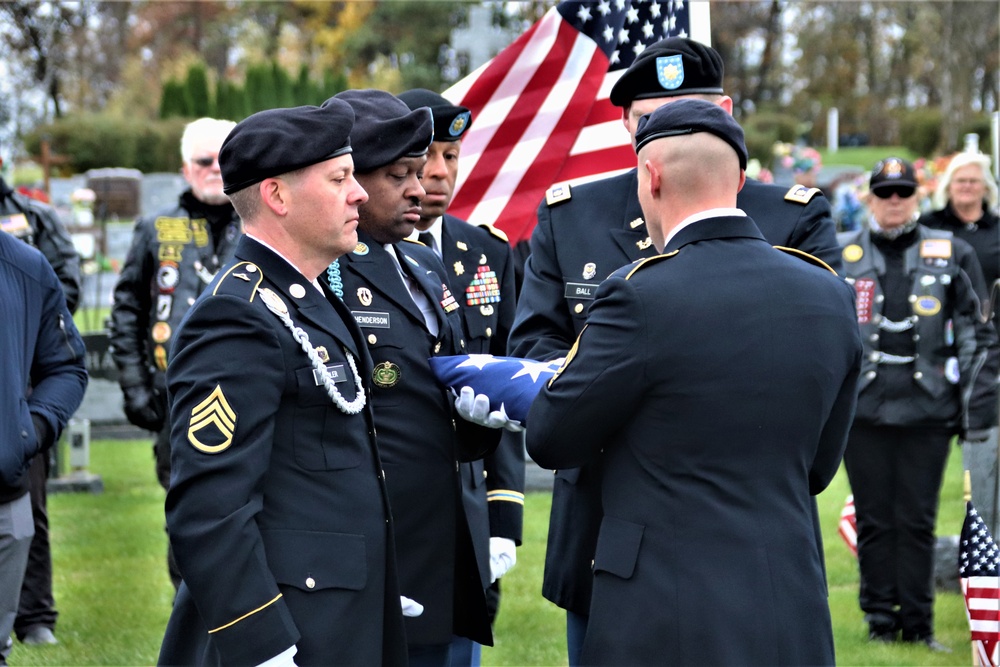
[212,261,264,299]
[476,222,509,243]
[774,246,837,275]
[402,237,423,245]
[545,182,572,206]
[625,251,678,279]
[784,185,821,204]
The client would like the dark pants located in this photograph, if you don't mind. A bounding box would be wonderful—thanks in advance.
[15,453,56,639]
[409,643,452,667]
[566,610,588,667]
[843,423,952,639]
[154,424,182,592]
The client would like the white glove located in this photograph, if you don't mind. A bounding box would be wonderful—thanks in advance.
[255,646,298,667]
[454,386,525,432]
[489,537,517,583]
[400,595,424,617]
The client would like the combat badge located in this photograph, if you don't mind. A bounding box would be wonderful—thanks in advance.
[637,237,653,251]
[583,263,597,280]
[454,261,465,277]
[373,361,401,388]
[357,287,373,306]
[187,385,237,454]
[843,244,863,263]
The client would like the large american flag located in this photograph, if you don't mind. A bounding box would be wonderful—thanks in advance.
[444,0,711,245]
[960,501,1000,666]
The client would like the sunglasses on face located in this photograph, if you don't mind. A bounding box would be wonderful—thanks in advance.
[872,185,915,200]
[191,156,218,168]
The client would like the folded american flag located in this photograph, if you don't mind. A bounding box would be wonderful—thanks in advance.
[429,354,563,426]
[960,501,1000,666]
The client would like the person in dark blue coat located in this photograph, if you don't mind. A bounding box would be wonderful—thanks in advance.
[158,101,407,667]
[330,89,512,667]
[399,88,525,667]
[508,36,844,664]
[0,232,87,665]
[527,99,862,666]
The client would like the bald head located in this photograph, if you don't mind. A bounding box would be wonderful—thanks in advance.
[637,132,744,251]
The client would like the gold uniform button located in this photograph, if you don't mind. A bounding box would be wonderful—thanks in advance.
[865,370,877,380]
[368,334,377,344]
[246,264,258,273]
[486,327,493,338]
[913,371,923,380]
[574,303,584,314]
[305,577,316,589]
[483,470,488,479]
[434,342,442,354]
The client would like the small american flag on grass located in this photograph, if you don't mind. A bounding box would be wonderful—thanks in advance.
[960,501,1000,666]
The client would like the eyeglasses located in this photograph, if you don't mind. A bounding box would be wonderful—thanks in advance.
[872,186,915,200]
[191,156,218,168]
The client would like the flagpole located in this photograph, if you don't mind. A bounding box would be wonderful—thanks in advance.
[966,469,973,503]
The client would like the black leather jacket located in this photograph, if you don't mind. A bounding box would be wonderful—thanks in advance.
[839,224,999,434]
[109,191,240,395]
[0,176,81,312]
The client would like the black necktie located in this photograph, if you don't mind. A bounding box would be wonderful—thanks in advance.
[418,232,438,256]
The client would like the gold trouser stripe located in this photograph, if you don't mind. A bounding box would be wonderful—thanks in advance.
[208,593,282,634]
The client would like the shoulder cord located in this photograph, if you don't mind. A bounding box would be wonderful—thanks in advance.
[326,259,344,298]
[260,295,366,415]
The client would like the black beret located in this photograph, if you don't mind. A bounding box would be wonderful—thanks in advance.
[397,88,473,142]
[869,157,918,192]
[331,90,433,173]
[609,37,724,107]
[220,101,354,195]
[634,98,747,170]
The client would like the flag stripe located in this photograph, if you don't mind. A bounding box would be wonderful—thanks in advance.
[444,0,698,244]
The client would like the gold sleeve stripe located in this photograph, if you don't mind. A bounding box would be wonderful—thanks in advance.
[487,490,525,505]
[208,593,283,634]
[773,246,838,276]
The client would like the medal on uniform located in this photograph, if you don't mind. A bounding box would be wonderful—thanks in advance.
[583,263,597,280]
[316,346,331,363]
[373,361,401,388]
[357,287,373,306]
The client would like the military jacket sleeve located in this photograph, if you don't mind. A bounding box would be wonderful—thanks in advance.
[165,285,302,664]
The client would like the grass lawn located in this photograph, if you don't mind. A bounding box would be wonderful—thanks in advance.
[7,438,979,665]
[819,145,920,171]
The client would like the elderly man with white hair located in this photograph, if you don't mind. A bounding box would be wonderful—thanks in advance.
[920,151,1000,536]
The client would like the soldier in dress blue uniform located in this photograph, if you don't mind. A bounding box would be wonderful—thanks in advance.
[399,88,526,667]
[508,36,845,664]
[330,89,515,667]
[158,101,407,666]
[527,99,862,666]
